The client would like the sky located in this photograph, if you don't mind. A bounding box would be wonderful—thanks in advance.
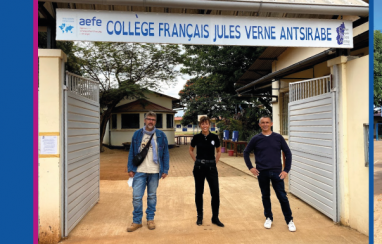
[158,71,190,117]
[376,0,382,31]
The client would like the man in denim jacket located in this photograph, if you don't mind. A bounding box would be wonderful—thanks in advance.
[127,111,170,232]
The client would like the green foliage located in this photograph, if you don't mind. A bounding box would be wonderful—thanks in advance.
[38,32,82,75]
[181,45,265,93]
[216,104,269,145]
[179,45,271,137]
[75,42,182,108]
[73,42,183,150]
[179,76,240,125]
[375,30,382,106]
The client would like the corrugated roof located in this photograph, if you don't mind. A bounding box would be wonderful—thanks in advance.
[235,25,369,93]
[39,0,368,22]
[112,99,176,113]
[236,47,288,85]
[237,0,368,6]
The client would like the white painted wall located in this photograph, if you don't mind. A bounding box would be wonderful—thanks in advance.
[103,112,176,146]
[345,56,369,235]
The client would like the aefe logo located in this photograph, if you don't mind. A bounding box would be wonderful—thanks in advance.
[59,23,74,33]
[79,17,102,26]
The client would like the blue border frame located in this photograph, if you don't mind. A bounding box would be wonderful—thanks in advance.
[369,0,374,243]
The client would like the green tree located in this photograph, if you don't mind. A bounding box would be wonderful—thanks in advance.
[179,45,271,127]
[75,42,182,151]
[38,32,82,75]
[375,30,382,107]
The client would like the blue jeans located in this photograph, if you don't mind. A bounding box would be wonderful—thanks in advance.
[132,172,159,224]
[257,170,293,224]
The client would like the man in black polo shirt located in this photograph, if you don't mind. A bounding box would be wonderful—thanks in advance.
[243,115,296,232]
[189,116,224,227]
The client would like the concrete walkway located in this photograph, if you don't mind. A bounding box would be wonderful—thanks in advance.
[61,146,367,244]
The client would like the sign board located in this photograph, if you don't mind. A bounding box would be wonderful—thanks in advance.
[56,9,353,48]
[40,136,58,154]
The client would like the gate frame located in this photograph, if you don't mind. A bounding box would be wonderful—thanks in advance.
[288,75,339,222]
[62,71,100,237]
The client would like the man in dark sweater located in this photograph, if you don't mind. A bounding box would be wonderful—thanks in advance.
[243,116,296,232]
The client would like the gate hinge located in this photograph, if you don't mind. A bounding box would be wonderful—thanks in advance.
[63,85,67,91]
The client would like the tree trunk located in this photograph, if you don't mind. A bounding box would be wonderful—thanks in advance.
[258,97,272,112]
[99,101,119,152]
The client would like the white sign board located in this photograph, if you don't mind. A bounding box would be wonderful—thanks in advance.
[40,136,58,154]
[56,9,353,48]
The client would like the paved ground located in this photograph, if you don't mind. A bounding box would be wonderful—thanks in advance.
[375,140,382,243]
[61,145,368,244]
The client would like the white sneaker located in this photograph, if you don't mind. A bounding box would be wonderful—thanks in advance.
[264,218,272,229]
[288,220,296,232]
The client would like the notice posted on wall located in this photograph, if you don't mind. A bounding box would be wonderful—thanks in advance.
[40,136,58,154]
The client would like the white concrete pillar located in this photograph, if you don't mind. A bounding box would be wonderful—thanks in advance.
[38,49,67,244]
[327,55,369,235]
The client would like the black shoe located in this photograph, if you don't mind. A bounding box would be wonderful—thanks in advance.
[212,218,224,227]
[196,217,203,226]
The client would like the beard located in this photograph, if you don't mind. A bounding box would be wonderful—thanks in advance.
[147,124,154,129]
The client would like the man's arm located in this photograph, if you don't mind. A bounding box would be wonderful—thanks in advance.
[280,136,292,173]
[244,137,260,176]
[127,132,137,177]
[243,137,256,170]
[161,134,170,179]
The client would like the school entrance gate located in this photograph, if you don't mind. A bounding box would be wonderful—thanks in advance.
[63,72,100,236]
[288,76,338,222]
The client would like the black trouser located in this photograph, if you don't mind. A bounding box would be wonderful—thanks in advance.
[257,170,293,224]
[193,163,220,219]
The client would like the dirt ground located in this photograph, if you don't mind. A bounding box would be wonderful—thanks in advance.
[100,145,248,180]
[58,145,369,244]
[375,140,382,243]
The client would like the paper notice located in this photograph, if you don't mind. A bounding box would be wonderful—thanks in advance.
[40,136,58,154]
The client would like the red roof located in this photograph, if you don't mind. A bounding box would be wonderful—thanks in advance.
[112,99,176,113]
[175,117,182,121]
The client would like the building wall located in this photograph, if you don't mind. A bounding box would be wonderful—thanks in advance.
[275,47,328,71]
[345,56,369,235]
[174,119,217,132]
[272,46,369,235]
[272,52,331,136]
[116,92,173,109]
[104,112,175,145]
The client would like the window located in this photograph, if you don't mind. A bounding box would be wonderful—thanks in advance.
[281,92,289,135]
[176,124,181,128]
[111,114,117,129]
[121,114,139,129]
[167,114,174,128]
[156,114,163,128]
[187,124,192,128]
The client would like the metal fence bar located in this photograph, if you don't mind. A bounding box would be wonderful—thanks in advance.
[288,75,332,103]
[66,71,99,102]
